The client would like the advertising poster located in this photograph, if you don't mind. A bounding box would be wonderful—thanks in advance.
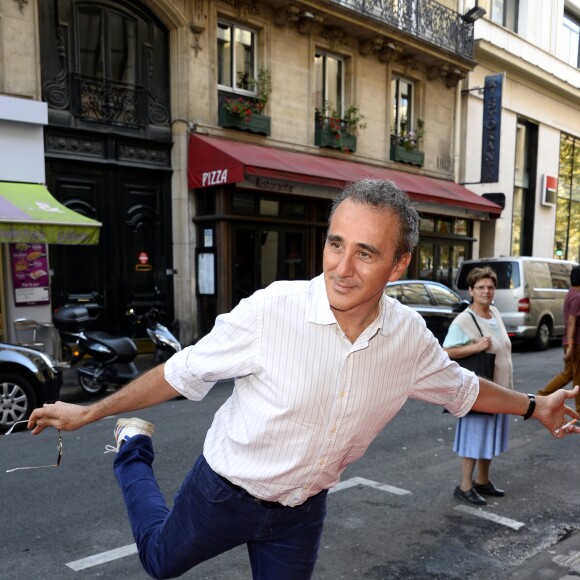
[10,242,50,305]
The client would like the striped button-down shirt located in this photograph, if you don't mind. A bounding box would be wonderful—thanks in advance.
[165,274,477,506]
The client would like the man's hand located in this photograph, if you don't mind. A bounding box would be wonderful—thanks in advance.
[28,401,92,434]
[27,365,177,436]
[534,385,580,438]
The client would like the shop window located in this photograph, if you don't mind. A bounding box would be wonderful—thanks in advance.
[436,219,452,234]
[217,22,256,94]
[453,219,468,236]
[420,217,435,232]
[490,0,518,32]
[234,193,307,219]
[420,216,470,237]
[233,192,256,215]
[555,133,580,262]
[559,11,580,68]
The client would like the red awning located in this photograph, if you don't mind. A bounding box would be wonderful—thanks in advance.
[188,134,502,218]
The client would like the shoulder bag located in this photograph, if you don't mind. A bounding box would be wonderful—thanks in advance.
[453,310,496,416]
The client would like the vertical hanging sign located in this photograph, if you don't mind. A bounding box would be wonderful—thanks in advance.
[480,73,503,183]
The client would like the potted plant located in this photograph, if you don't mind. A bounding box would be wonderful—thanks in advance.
[219,67,272,135]
[315,102,366,153]
[390,118,425,166]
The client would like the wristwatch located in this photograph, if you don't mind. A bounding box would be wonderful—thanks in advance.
[523,394,536,420]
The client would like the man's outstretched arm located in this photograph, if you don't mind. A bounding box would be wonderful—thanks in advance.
[471,380,580,438]
[28,364,177,434]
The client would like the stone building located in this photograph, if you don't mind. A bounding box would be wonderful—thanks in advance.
[5,0,576,345]
[460,0,580,262]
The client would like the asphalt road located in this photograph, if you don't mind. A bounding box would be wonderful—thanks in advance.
[2,343,580,579]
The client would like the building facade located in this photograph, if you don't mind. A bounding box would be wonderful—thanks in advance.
[461,0,580,262]
[11,0,576,345]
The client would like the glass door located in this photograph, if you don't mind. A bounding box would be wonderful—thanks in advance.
[233,226,307,306]
[416,241,467,288]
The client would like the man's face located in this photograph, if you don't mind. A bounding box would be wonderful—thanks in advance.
[323,198,411,318]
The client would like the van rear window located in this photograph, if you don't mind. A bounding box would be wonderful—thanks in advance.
[456,262,520,290]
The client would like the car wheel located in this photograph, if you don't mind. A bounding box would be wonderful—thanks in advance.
[77,359,109,397]
[0,373,37,434]
[533,319,552,351]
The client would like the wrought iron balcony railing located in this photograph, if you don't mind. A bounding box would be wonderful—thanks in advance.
[70,74,170,127]
[331,0,475,59]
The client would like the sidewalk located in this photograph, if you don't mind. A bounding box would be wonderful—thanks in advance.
[60,353,155,400]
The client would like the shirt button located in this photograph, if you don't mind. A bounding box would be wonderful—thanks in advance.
[339,391,345,398]
[331,427,337,433]
[319,459,326,466]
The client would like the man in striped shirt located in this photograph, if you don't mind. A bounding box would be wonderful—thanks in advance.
[29,179,579,579]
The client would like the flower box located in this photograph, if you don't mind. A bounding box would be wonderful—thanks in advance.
[390,143,424,167]
[218,104,271,136]
[314,125,357,153]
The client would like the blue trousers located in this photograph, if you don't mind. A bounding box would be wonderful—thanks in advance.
[113,437,328,579]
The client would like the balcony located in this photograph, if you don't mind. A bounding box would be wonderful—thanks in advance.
[217,93,271,136]
[272,0,475,63]
[68,73,169,128]
[328,0,474,59]
[390,143,424,167]
[314,115,357,153]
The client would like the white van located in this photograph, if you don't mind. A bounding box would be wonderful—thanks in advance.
[453,257,578,350]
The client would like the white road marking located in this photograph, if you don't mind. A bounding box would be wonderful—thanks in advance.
[454,504,525,530]
[553,550,580,573]
[330,476,411,495]
[65,543,138,571]
[66,481,526,572]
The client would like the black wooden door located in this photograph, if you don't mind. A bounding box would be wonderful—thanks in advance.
[47,161,173,335]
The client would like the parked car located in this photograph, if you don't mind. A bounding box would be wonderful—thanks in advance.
[384,280,469,343]
[0,342,62,434]
[454,257,579,350]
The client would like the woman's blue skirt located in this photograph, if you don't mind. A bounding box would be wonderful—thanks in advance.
[453,413,509,459]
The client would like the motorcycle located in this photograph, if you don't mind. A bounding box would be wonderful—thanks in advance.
[53,304,141,397]
[126,306,182,365]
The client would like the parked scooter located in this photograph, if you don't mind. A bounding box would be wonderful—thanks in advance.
[126,307,181,365]
[53,305,140,397]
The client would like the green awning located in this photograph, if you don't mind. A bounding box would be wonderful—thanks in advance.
[0,182,101,245]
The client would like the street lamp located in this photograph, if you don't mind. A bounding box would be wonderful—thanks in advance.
[463,2,486,23]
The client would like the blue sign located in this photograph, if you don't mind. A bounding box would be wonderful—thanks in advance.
[481,74,503,183]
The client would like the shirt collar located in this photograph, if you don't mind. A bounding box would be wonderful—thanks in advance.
[307,274,335,325]
[308,274,391,335]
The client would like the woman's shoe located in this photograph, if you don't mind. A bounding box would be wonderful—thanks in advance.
[473,480,505,497]
[454,486,486,505]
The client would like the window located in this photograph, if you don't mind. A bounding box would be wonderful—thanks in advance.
[391,77,413,138]
[78,6,137,83]
[548,262,572,290]
[559,11,580,68]
[217,22,256,93]
[511,120,538,256]
[490,0,518,32]
[555,134,580,262]
[314,52,343,115]
[402,283,432,306]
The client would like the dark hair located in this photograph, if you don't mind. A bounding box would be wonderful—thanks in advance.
[467,266,498,289]
[328,178,420,263]
[571,265,580,287]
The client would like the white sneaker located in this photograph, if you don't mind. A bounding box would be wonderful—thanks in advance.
[112,417,155,452]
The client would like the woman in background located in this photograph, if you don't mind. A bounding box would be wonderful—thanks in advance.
[444,266,513,505]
